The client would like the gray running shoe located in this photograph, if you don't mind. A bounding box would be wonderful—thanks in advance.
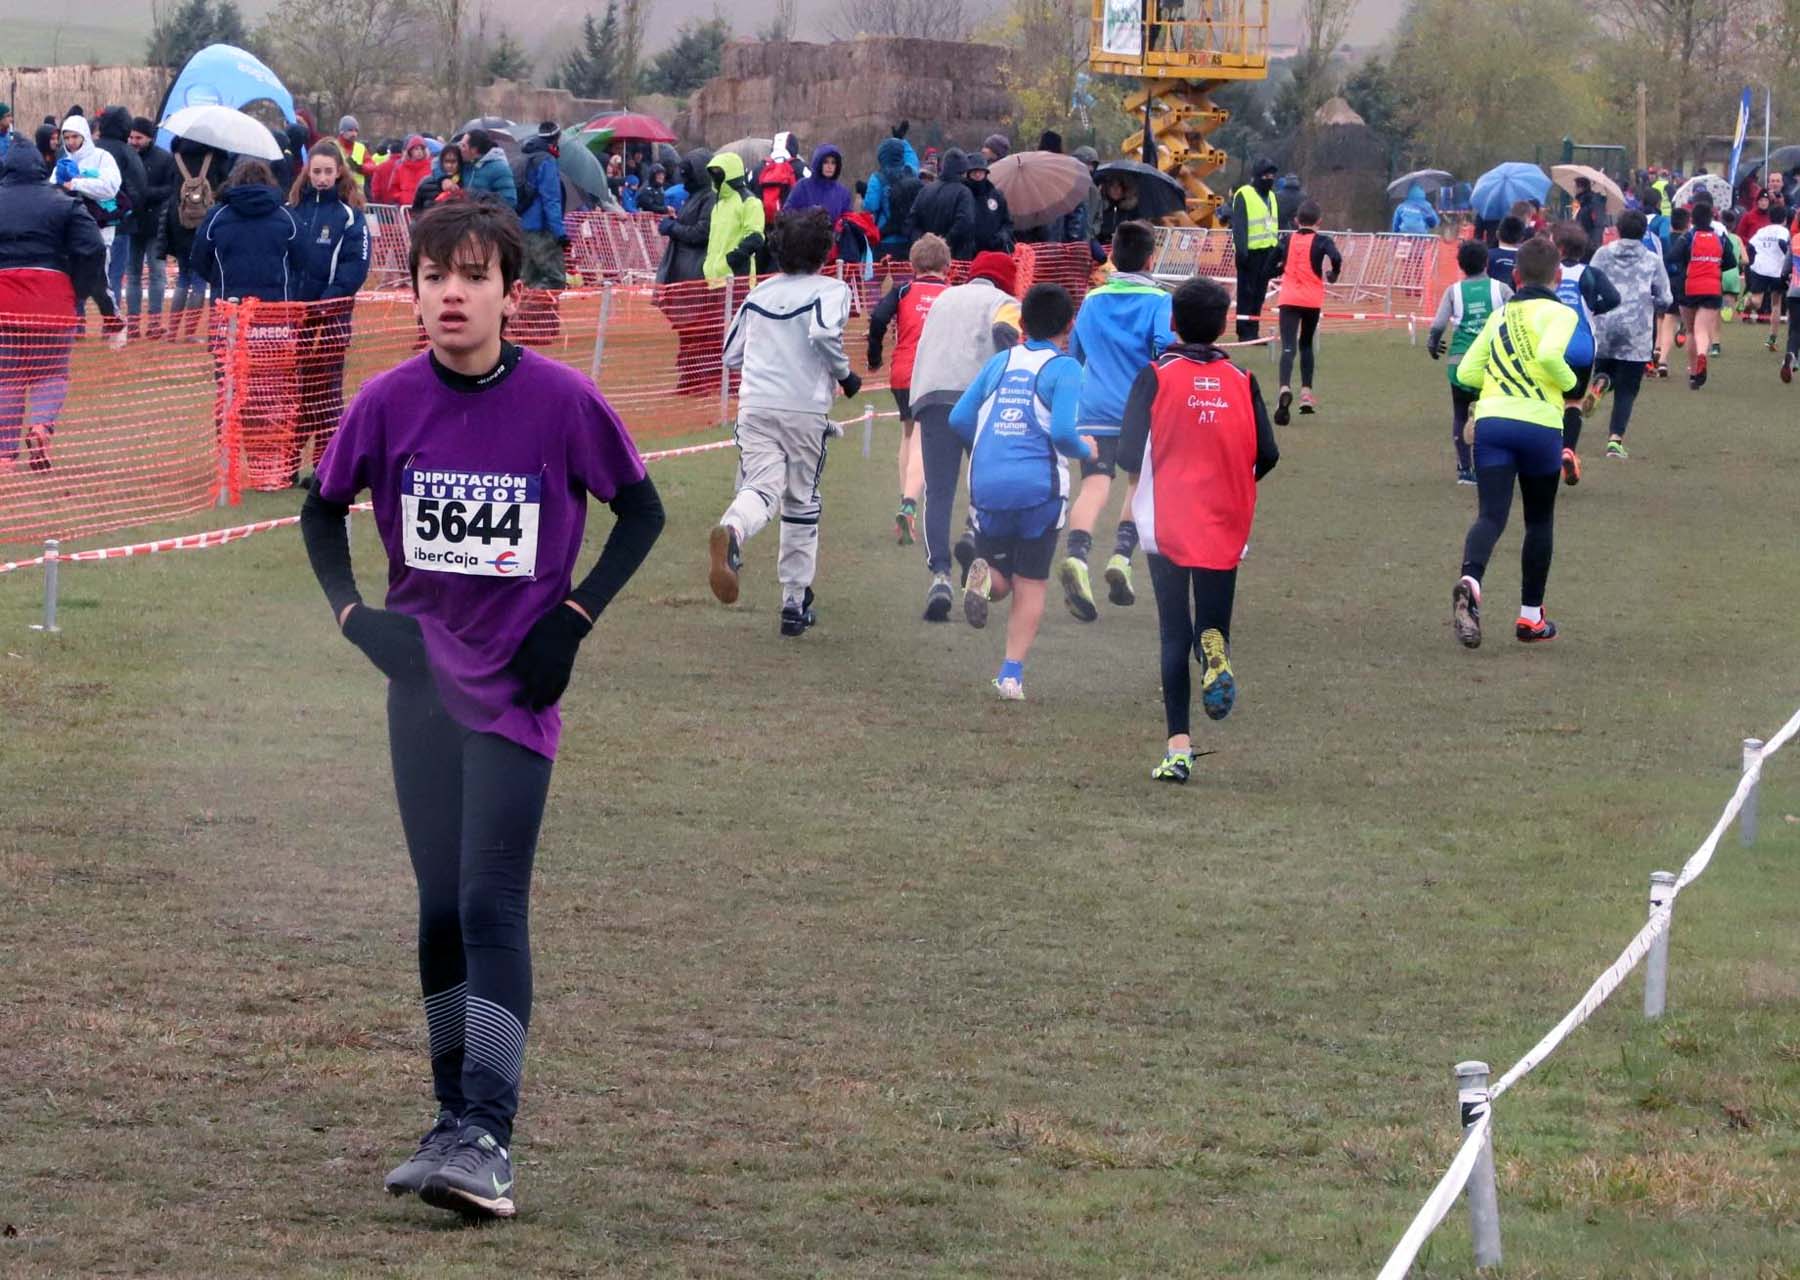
[923,574,954,622]
[383,1110,460,1197]
[420,1126,517,1219]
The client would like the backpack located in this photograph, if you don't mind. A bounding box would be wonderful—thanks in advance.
[511,153,555,218]
[175,154,216,231]
[881,171,921,241]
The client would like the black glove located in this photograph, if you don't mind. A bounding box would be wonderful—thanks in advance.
[1428,337,1443,360]
[893,120,910,139]
[659,216,676,235]
[838,372,863,398]
[506,602,593,711]
[725,248,749,274]
[342,606,428,683]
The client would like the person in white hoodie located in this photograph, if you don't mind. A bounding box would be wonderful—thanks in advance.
[56,115,122,249]
[707,207,862,636]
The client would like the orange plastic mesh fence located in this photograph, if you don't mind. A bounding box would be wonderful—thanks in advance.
[0,312,222,546]
[1,233,1405,548]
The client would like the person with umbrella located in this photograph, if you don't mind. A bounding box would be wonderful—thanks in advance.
[1572,176,1607,261]
[637,163,670,215]
[1229,158,1280,342]
[1391,181,1439,235]
[517,122,568,291]
[461,130,517,207]
[1094,172,1140,246]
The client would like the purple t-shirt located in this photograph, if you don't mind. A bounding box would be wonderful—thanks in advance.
[315,348,647,759]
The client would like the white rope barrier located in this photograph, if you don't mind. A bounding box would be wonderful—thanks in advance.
[1379,708,1800,1277]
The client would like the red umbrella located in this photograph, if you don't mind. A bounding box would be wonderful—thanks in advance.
[579,111,676,143]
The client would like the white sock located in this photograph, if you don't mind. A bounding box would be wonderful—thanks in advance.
[1520,605,1543,623]
[1460,574,1480,600]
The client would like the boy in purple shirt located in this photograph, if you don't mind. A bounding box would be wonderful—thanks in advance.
[300,200,664,1219]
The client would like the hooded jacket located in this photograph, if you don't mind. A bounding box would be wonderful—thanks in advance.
[465,144,518,206]
[865,137,921,250]
[191,182,302,302]
[57,115,123,228]
[388,136,435,209]
[134,138,180,243]
[723,269,853,415]
[657,149,716,286]
[704,151,766,284]
[755,131,801,223]
[964,163,1014,255]
[908,148,978,259]
[518,135,566,238]
[786,143,852,223]
[289,185,370,302]
[0,145,108,316]
[1589,236,1673,363]
[1391,183,1439,235]
[412,155,465,211]
[94,107,149,236]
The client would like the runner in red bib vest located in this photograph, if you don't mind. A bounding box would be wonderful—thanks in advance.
[1118,277,1279,783]
[1666,199,1736,388]
[1269,200,1342,424]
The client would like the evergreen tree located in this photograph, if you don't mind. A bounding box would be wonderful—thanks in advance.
[147,0,250,69]
[557,5,620,99]
[642,15,731,98]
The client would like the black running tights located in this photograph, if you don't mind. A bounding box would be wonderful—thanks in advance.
[1148,553,1237,738]
[1461,469,1559,609]
[388,677,553,1147]
[1278,306,1321,388]
[1594,357,1645,439]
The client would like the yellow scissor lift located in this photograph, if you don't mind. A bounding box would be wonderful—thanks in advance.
[1088,0,1270,225]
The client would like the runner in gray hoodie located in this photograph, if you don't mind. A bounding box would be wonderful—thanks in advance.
[1588,209,1672,459]
[707,208,862,636]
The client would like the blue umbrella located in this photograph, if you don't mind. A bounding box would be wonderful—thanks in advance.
[1469,162,1551,220]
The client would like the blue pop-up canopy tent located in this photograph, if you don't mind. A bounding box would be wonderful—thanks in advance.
[156,44,299,152]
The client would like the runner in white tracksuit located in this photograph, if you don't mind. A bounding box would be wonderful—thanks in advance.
[707,208,862,635]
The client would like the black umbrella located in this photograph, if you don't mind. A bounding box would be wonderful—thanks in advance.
[1094,159,1188,222]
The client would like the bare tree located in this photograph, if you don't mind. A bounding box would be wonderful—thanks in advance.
[1599,0,1728,164]
[827,0,975,41]
[261,0,421,124]
[759,0,799,41]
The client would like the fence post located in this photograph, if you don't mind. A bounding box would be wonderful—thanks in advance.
[861,404,874,459]
[217,304,239,507]
[1455,1060,1502,1269]
[1740,738,1763,847]
[1643,871,1676,1019]
[719,276,735,430]
[29,540,60,634]
[589,282,613,386]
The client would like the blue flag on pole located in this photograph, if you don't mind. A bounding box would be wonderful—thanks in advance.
[1728,87,1752,188]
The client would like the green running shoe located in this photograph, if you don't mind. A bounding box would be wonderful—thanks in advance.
[383,1110,460,1197]
[1197,628,1235,720]
[1059,556,1098,621]
[419,1126,516,1220]
[1151,750,1192,783]
[1605,439,1628,459]
[1104,553,1135,606]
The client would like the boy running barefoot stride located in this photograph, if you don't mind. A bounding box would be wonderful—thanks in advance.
[1118,278,1278,782]
[949,283,1096,700]
[300,200,664,1219]
[707,208,861,635]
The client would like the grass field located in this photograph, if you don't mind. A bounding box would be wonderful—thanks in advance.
[2,328,1798,1278]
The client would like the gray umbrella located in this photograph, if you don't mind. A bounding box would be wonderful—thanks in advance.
[1093,160,1187,222]
[557,139,609,199]
[1387,168,1453,199]
[715,137,773,171]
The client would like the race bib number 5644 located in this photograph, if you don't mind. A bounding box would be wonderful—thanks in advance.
[401,467,540,578]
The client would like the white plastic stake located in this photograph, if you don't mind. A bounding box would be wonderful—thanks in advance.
[860,405,874,458]
[719,276,735,430]
[29,539,60,634]
[1740,738,1762,847]
[589,282,613,385]
[1456,1060,1502,1269]
[1643,871,1675,1018]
